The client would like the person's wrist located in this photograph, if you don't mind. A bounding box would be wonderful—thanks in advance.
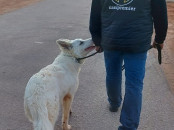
[153,40,164,49]
[95,46,103,53]
[155,40,163,44]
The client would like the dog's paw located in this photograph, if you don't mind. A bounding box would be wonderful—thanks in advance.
[63,124,71,130]
[67,125,71,129]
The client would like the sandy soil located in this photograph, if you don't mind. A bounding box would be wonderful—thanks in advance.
[0,1,174,93]
[160,2,174,93]
[0,0,41,15]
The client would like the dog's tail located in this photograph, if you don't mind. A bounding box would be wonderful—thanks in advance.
[24,101,53,130]
[33,111,53,130]
[24,101,33,122]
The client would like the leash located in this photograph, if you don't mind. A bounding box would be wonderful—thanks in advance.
[76,44,162,69]
[76,50,99,63]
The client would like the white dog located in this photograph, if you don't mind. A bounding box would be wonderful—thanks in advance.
[24,38,95,130]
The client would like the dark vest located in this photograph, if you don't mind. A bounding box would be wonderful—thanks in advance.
[101,0,153,53]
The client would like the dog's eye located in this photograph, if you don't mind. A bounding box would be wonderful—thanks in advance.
[79,41,84,45]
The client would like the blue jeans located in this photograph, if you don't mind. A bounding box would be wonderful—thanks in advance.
[104,50,147,130]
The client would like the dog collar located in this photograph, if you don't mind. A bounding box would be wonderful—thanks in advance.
[63,50,99,64]
[63,54,83,64]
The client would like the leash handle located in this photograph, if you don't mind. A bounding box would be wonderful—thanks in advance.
[155,44,162,64]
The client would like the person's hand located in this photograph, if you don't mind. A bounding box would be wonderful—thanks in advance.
[153,41,164,50]
[95,46,103,53]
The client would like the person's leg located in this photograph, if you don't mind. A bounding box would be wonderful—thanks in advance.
[104,50,123,110]
[119,51,147,130]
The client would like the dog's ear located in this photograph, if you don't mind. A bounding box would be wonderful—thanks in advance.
[56,39,72,50]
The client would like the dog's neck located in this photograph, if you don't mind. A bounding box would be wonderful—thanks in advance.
[61,52,84,64]
[53,53,84,74]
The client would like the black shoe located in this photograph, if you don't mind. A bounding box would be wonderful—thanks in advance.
[109,106,118,112]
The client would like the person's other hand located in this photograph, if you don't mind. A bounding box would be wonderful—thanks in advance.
[95,46,103,53]
[153,41,164,50]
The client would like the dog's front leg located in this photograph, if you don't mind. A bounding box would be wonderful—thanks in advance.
[62,93,73,130]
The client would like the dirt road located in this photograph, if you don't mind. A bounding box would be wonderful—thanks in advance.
[161,2,174,93]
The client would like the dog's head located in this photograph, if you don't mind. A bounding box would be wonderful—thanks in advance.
[56,38,95,59]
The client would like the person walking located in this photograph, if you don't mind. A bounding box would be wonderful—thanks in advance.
[89,0,168,130]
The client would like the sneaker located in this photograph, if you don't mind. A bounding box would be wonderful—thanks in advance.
[109,106,118,112]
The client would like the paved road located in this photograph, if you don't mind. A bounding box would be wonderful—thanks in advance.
[0,0,174,130]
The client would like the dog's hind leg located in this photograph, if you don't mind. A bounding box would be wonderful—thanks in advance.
[62,93,73,130]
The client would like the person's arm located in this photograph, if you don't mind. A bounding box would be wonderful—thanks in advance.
[89,0,102,46]
[151,0,168,45]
